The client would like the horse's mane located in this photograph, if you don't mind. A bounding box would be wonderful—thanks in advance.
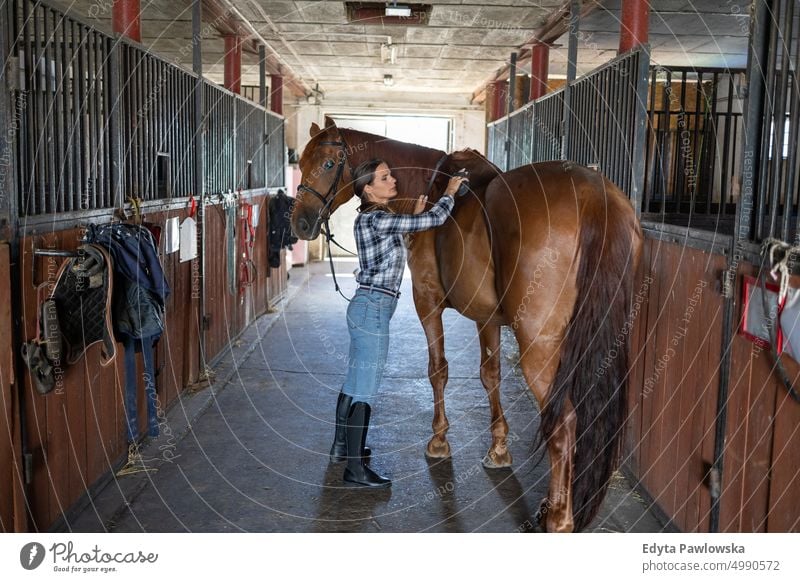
[337,128,447,212]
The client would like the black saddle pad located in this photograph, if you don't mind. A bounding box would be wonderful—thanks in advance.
[51,244,116,366]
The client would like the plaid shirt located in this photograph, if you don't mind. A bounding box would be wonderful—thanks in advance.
[354,196,455,292]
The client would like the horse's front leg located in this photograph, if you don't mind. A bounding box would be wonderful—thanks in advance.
[477,322,512,468]
[414,298,450,459]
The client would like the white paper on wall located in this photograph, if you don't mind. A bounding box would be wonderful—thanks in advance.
[164,217,180,254]
[179,216,198,262]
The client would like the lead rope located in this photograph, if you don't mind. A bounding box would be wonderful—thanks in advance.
[760,238,800,404]
[321,219,353,302]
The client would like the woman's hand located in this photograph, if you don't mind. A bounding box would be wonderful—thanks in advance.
[413,194,429,214]
[444,175,467,197]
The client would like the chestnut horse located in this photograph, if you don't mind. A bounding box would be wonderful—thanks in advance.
[291,119,643,532]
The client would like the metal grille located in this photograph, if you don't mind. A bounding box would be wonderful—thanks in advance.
[507,105,533,169]
[119,44,196,201]
[13,0,114,215]
[567,49,643,196]
[531,89,564,163]
[266,112,284,189]
[203,82,236,195]
[487,119,508,171]
[750,0,800,243]
[235,98,266,190]
[642,67,744,231]
[8,0,285,217]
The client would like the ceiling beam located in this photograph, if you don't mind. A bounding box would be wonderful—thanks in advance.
[202,0,311,97]
[470,0,605,104]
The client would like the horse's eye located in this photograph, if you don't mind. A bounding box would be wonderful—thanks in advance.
[323,159,335,170]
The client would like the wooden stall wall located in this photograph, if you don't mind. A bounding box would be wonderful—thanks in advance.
[203,202,240,364]
[719,264,800,532]
[17,209,200,530]
[628,239,800,532]
[203,193,277,365]
[0,242,25,532]
[627,237,726,532]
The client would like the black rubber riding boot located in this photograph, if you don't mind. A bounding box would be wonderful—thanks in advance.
[343,402,391,488]
[330,393,370,462]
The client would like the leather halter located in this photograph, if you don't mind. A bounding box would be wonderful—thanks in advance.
[296,135,352,235]
[296,132,357,300]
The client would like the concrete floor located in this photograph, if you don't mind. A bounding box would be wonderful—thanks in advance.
[69,260,670,533]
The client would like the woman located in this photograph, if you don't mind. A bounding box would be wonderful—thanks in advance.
[329,158,466,488]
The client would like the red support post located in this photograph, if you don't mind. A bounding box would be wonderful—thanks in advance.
[112,0,141,42]
[619,0,650,53]
[224,36,242,94]
[529,42,550,101]
[488,80,508,122]
[270,74,283,115]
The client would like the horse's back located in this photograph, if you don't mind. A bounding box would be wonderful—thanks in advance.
[483,162,639,337]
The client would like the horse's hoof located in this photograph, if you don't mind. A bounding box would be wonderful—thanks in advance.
[534,497,550,524]
[482,448,513,469]
[425,439,451,459]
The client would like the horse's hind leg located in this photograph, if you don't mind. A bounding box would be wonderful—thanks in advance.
[477,322,512,468]
[516,337,576,533]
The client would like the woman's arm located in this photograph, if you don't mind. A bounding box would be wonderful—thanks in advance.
[371,195,455,235]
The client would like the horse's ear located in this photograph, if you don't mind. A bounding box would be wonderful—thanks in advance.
[324,116,336,129]
[310,122,321,137]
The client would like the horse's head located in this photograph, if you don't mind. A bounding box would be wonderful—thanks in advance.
[291,119,356,240]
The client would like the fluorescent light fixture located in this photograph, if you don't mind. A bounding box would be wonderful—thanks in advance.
[385,2,411,17]
[383,74,394,86]
[380,42,397,64]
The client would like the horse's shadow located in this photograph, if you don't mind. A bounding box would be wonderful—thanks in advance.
[311,463,392,532]
[482,464,542,532]
[422,455,539,532]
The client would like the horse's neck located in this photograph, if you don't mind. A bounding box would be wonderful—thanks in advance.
[342,129,446,210]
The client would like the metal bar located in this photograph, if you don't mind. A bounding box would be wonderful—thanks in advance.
[629,46,650,215]
[719,75,735,217]
[43,6,56,214]
[50,8,63,212]
[90,28,100,209]
[643,67,658,212]
[562,0,579,160]
[77,23,87,210]
[193,0,206,372]
[663,69,674,213]
[616,61,628,189]
[32,3,45,214]
[777,1,794,241]
[713,0,772,535]
[703,73,720,215]
[791,15,800,242]
[107,36,122,208]
[756,0,780,240]
[506,52,516,170]
[0,0,19,235]
[692,70,700,214]
[96,35,105,208]
[675,71,687,210]
[624,53,637,194]
[61,10,74,212]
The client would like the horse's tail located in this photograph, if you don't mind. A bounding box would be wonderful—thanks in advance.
[539,176,642,532]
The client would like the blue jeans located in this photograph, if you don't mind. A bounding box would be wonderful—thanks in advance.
[342,288,398,403]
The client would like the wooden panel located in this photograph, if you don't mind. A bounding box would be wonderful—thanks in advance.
[204,203,239,362]
[18,212,202,530]
[720,263,800,532]
[0,242,24,532]
[768,380,800,531]
[627,238,724,532]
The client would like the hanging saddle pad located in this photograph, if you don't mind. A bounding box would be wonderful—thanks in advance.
[50,244,116,366]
